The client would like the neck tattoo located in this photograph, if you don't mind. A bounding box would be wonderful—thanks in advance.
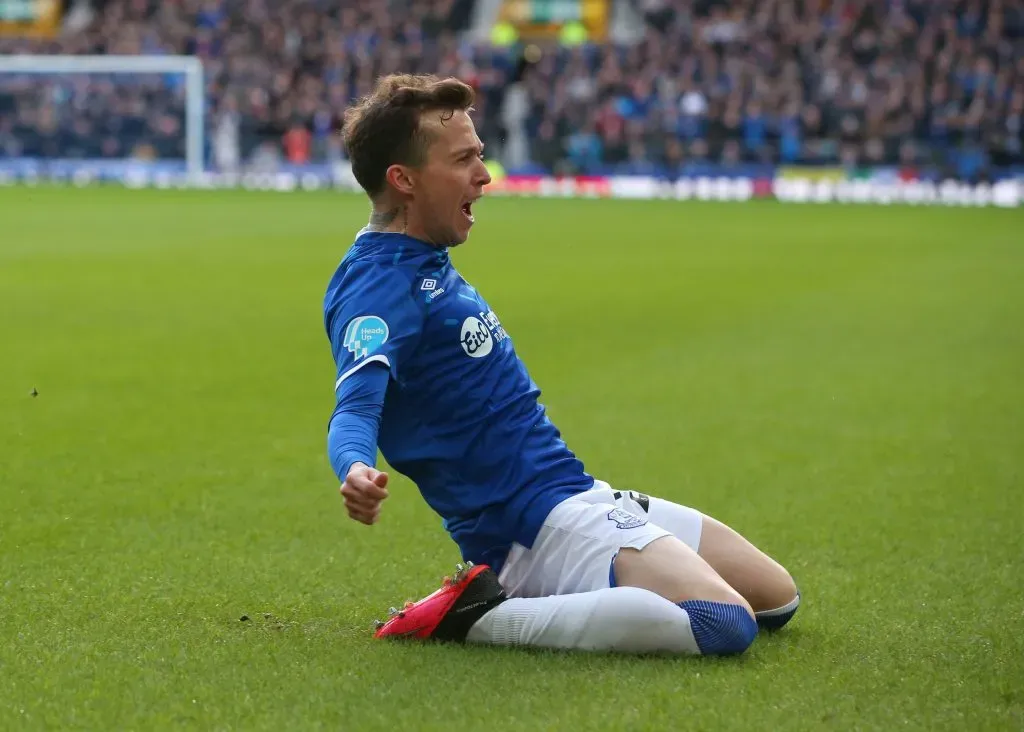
[369,206,407,233]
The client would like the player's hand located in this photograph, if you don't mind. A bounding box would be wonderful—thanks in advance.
[340,462,389,525]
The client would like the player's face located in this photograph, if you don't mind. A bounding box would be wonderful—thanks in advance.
[414,110,491,247]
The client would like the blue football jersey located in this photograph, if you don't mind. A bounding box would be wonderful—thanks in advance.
[324,230,594,570]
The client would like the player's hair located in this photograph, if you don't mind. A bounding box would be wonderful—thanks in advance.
[342,74,476,199]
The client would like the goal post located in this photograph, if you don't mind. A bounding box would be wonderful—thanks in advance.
[0,54,205,179]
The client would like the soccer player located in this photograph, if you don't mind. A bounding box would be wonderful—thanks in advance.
[324,75,800,655]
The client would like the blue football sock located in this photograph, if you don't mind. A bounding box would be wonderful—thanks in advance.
[678,599,758,655]
[756,591,801,630]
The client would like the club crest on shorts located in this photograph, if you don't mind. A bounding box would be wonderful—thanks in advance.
[607,507,648,530]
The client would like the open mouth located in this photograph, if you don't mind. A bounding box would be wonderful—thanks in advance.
[461,200,475,224]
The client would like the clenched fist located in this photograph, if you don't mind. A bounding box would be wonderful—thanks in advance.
[340,462,390,525]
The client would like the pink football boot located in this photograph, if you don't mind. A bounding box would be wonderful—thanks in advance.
[373,562,507,642]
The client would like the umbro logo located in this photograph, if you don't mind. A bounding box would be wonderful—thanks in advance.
[421,279,437,291]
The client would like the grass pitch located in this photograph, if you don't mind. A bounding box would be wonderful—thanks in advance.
[1,187,1022,730]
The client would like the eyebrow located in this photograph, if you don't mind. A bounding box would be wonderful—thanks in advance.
[452,142,484,159]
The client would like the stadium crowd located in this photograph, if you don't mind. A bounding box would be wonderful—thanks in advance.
[1,0,1022,180]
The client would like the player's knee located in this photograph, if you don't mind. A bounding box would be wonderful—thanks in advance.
[757,588,801,631]
[765,568,799,611]
[679,600,758,656]
[750,560,799,630]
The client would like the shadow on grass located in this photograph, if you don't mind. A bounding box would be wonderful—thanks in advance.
[360,625,810,669]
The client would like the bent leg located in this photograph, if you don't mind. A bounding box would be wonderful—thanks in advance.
[696,515,799,622]
[612,537,759,653]
[467,586,755,656]
[582,485,800,627]
[613,536,753,615]
[489,488,767,653]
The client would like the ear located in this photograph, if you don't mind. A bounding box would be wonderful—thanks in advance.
[384,164,416,197]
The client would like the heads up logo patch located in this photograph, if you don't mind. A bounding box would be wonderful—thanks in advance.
[343,315,390,360]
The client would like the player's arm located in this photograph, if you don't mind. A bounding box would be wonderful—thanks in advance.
[328,363,390,525]
[324,262,425,525]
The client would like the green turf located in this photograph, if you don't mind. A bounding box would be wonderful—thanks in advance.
[1,187,1022,730]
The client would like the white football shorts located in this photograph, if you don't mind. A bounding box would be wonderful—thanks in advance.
[498,480,704,599]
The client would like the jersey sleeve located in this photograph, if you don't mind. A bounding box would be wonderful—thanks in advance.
[325,261,425,394]
[326,363,389,481]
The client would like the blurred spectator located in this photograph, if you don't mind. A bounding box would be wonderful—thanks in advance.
[531,118,565,174]
[212,95,241,173]
[0,0,1021,179]
[283,122,311,164]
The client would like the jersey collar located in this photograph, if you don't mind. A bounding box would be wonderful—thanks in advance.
[355,228,448,256]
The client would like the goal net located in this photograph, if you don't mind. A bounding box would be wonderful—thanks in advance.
[0,54,204,185]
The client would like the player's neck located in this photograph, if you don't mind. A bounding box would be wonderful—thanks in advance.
[367,203,407,234]
[367,203,442,249]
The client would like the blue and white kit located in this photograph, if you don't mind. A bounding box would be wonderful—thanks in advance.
[324,229,702,596]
